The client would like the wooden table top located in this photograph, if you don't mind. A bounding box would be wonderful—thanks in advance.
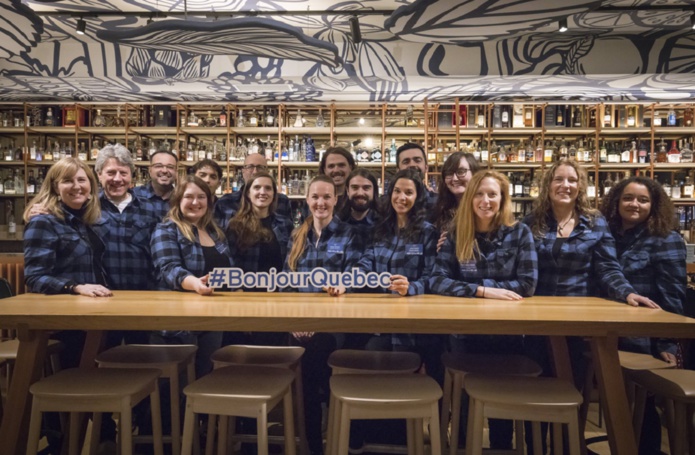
[1,291,693,337]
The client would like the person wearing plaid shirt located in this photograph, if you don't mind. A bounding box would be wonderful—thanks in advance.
[133,150,177,219]
[284,175,361,455]
[214,153,291,226]
[429,170,537,451]
[23,158,112,375]
[150,175,230,379]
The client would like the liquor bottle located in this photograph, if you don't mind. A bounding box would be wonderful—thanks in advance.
[493,105,502,128]
[219,139,227,162]
[573,106,583,127]
[480,140,489,162]
[389,138,397,163]
[603,173,613,196]
[667,107,677,126]
[543,141,554,163]
[529,175,540,198]
[599,141,607,163]
[685,108,693,127]
[672,180,682,199]
[93,109,106,127]
[45,107,54,126]
[6,202,16,237]
[522,173,530,196]
[683,175,694,198]
[236,109,245,128]
[476,107,486,128]
[78,142,87,161]
[52,141,60,161]
[501,106,510,128]
[662,179,672,198]
[558,139,568,160]
[617,106,627,128]
[681,142,693,163]
[514,174,523,197]
[28,140,36,161]
[556,105,565,126]
[667,140,680,163]
[589,108,596,128]
[26,170,36,195]
[637,141,648,164]
[587,175,596,198]
[315,109,325,128]
[89,139,100,161]
[219,107,227,127]
[656,139,667,163]
[568,141,577,161]
[627,106,636,127]
[603,106,612,128]
[113,106,126,127]
[3,170,15,194]
[293,109,304,128]
[249,109,258,127]
[653,110,662,127]
[620,141,631,163]
[306,136,316,162]
[544,105,556,128]
[607,142,620,163]
[524,105,534,127]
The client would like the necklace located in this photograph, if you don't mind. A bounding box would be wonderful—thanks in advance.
[557,214,575,235]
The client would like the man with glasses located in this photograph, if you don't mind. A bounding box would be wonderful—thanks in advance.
[133,150,178,219]
[214,153,291,227]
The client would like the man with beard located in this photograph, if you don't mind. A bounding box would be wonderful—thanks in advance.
[299,146,356,223]
[133,149,177,219]
[340,168,379,234]
[390,142,438,211]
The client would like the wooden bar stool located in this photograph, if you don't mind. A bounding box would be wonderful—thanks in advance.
[180,365,296,455]
[210,344,308,455]
[25,367,163,455]
[0,339,64,387]
[440,352,542,455]
[95,344,198,455]
[464,374,582,455]
[329,373,442,455]
[326,349,422,454]
[630,368,695,455]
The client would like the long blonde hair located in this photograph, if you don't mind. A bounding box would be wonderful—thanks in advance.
[454,170,514,262]
[23,157,101,224]
[528,160,598,238]
[166,175,225,242]
[287,175,336,271]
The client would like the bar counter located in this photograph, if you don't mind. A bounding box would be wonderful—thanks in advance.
[1,291,694,454]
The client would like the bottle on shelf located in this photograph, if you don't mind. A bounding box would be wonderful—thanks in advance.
[662,178,672,198]
[293,109,304,128]
[501,105,510,128]
[653,110,662,127]
[315,109,325,128]
[681,142,693,163]
[6,201,16,237]
[667,140,681,163]
[26,170,36,195]
[672,179,682,199]
[638,141,648,164]
[3,141,11,161]
[3,170,15,195]
[249,109,258,127]
[683,174,694,198]
[389,138,397,163]
[587,175,596,198]
[603,173,613,196]
[620,141,631,163]
[603,106,612,128]
[78,142,87,161]
[113,106,126,128]
[45,107,54,126]
[529,175,540,198]
[656,139,667,163]
[684,108,693,127]
[667,107,677,126]
[93,109,106,127]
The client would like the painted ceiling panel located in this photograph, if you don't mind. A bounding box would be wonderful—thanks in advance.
[0,0,693,101]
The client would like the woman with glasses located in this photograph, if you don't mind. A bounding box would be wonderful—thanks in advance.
[431,151,481,232]
[430,170,537,450]
[150,174,230,377]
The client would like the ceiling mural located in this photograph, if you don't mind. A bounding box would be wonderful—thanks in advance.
[0,0,694,102]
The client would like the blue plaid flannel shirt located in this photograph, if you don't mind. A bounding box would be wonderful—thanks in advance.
[283,216,362,292]
[522,213,635,300]
[358,221,438,296]
[150,220,232,291]
[214,187,292,228]
[227,213,294,272]
[430,222,538,298]
[100,191,160,290]
[132,183,170,220]
[614,225,686,356]
[24,209,109,294]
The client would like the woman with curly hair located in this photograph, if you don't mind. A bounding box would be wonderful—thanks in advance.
[600,175,686,455]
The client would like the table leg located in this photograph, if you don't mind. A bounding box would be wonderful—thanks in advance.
[0,328,48,454]
[548,336,573,382]
[80,330,105,368]
[590,335,638,455]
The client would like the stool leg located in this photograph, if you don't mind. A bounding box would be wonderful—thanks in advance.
[120,404,133,455]
[440,369,452,449]
[180,405,195,455]
[69,412,80,455]
[449,374,464,455]
[293,364,310,455]
[325,392,336,455]
[429,402,442,455]
[664,399,676,452]
[531,422,542,455]
[204,415,216,455]
[552,423,563,455]
[568,410,581,455]
[465,397,484,455]
[672,401,686,455]
[217,416,228,455]
[283,388,296,455]
[89,412,102,455]
[185,362,200,455]
[414,419,424,455]
[258,404,269,455]
[170,375,182,455]
[150,382,164,455]
[514,420,524,455]
[688,404,695,455]
[406,419,416,455]
[631,385,647,445]
[25,399,42,455]
[337,403,351,455]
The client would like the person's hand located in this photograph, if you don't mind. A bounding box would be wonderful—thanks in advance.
[626,293,660,309]
[478,286,522,301]
[292,331,315,342]
[659,351,677,365]
[28,203,49,219]
[437,231,448,253]
[388,274,410,296]
[323,285,345,296]
[193,275,213,296]
[74,284,112,298]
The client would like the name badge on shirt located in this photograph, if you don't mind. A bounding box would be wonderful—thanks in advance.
[405,244,423,255]
[327,241,344,255]
[460,260,477,273]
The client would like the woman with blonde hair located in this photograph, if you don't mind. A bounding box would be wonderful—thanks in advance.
[23,157,112,371]
[430,170,537,450]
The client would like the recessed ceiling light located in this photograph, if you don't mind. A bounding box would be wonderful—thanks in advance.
[76,18,86,35]
[558,18,568,33]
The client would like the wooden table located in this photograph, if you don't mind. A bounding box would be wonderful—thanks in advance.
[1,291,694,455]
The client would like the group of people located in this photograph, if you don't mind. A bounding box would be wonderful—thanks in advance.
[22,141,686,454]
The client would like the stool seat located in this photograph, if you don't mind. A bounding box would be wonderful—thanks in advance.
[328,349,421,374]
[211,344,304,369]
[331,373,442,404]
[630,369,695,400]
[442,352,542,376]
[181,365,296,455]
[465,375,582,407]
[618,351,675,372]
[27,368,164,455]
[96,344,197,369]
[0,338,63,359]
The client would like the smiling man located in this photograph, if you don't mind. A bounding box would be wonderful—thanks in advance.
[340,168,379,233]
[132,149,178,219]
[395,142,438,211]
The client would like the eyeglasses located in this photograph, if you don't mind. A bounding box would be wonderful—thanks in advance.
[151,164,177,171]
[242,164,268,172]
[444,168,469,180]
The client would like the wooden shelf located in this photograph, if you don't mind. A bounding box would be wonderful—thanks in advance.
[653,163,695,170]
[28,127,76,134]
[129,127,178,135]
[79,127,126,135]
[0,127,25,134]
